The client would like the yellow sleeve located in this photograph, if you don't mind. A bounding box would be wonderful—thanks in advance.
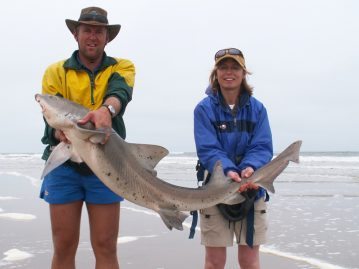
[42,60,66,96]
[114,58,136,88]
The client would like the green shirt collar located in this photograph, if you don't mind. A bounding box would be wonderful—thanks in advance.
[63,50,117,72]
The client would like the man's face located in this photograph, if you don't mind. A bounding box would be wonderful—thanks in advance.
[75,24,109,63]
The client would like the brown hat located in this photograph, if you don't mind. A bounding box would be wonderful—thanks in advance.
[65,7,121,42]
[214,48,247,72]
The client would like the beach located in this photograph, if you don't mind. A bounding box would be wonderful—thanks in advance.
[0,200,312,269]
[0,153,358,268]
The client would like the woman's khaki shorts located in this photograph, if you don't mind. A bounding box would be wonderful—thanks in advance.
[199,197,268,247]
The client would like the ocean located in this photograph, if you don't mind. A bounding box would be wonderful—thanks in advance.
[0,152,358,269]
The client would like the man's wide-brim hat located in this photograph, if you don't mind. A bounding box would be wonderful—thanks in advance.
[65,7,121,42]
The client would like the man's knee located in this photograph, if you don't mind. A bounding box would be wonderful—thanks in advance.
[53,237,78,258]
[92,234,117,256]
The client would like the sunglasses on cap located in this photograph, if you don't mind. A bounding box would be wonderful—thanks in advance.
[214,48,243,60]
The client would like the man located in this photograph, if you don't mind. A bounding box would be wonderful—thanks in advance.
[39,7,135,269]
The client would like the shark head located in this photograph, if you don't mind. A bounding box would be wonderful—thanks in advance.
[35,94,89,129]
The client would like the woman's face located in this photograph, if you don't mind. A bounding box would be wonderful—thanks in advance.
[216,58,245,92]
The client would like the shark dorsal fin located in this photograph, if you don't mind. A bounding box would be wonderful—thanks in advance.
[129,143,169,174]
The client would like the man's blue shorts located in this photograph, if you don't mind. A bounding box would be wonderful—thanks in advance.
[40,164,124,204]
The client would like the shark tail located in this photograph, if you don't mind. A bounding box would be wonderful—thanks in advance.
[158,209,189,231]
[278,140,302,163]
[253,140,303,194]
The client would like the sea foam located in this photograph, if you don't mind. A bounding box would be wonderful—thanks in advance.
[2,248,33,261]
[0,213,36,221]
[261,245,350,269]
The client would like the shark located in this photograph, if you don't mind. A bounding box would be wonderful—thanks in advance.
[35,94,302,230]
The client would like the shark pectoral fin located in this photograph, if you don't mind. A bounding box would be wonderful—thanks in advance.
[158,209,189,231]
[129,143,169,171]
[41,142,73,179]
[75,123,115,144]
[88,133,108,144]
[221,193,246,205]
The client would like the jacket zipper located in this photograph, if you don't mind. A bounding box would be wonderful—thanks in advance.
[231,106,238,127]
[89,72,95,105]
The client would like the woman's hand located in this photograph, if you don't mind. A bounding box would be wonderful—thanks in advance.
[227,170,241,182]
[227,167,259,192]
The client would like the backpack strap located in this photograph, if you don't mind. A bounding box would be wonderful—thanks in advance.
[189,161,208,239]
[246,190,269,247]
[245,203,255,248]
[188,210,198,239]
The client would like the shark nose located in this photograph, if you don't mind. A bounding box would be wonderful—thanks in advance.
[35,94,41,102]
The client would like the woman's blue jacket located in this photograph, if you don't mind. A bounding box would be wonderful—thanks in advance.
[194,88,273,177]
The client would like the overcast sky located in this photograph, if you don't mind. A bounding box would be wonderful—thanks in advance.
[1,0,358,153]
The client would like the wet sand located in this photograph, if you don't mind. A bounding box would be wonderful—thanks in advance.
[0,199,315,268]
[0,171,316,268]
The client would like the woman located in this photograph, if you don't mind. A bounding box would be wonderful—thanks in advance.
[194,48,273,269]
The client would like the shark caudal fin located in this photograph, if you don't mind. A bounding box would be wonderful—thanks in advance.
[276,140,302,163]
[251,140,303,194]
[291,140,302,163]
[158,209,189,231]
[41,142,73,179]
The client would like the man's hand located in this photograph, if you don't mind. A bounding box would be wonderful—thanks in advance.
[77,107,112,144]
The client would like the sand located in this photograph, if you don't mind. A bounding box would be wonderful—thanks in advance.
[0,201,316,268]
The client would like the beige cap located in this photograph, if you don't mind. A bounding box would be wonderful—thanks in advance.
[215,53,246,71]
